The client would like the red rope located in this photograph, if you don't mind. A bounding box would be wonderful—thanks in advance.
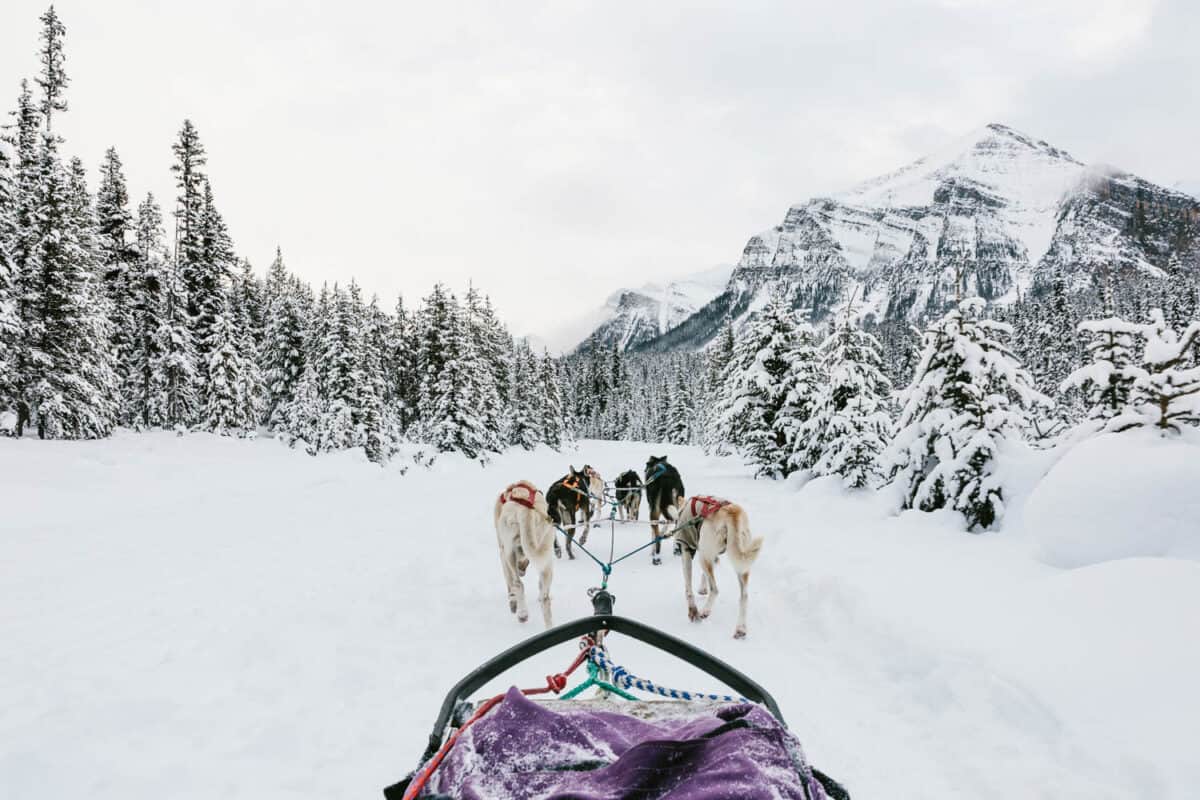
[402,638,593,800]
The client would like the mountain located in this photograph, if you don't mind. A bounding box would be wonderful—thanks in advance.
[537,265,731,354]
[635,124,1200,352]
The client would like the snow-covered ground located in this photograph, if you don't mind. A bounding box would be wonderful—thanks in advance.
[3,432,1198,799]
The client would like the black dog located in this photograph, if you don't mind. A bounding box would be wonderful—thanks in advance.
[644,455,685,566]
[614,470,642,521]
[546,465,593,560]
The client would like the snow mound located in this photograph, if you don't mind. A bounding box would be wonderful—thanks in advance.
[1027,431,1200,568]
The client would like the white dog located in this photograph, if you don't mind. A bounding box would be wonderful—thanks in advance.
[672,496,764,639]
[494,481,557,628]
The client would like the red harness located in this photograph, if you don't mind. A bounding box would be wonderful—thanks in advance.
[689,495,731,520]
[499,481,540,510]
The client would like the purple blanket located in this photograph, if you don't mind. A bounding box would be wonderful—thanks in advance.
[423,687,827,800]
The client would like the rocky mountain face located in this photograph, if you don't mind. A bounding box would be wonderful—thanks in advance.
[569,265,732,353]
[635,124,1200,352]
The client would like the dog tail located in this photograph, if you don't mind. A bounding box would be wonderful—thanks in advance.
[730,506,764,560]
[664,489,681,522]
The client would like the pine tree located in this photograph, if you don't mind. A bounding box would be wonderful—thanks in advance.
[1061,311,1144,433]
[95,147,138,422]
[202,297,251,435]
[260,248,307,430]
[25,136,118,438]
[1113,309,1200,433]
[885,299,1047,530]
[538,350,566,450]
[36,6,68,133]
[799,315,893,488]
[714,293,809,477]
[506,339,540,450]
[388,295,419,434]
[10,80,42,435]
[464,285,504,453]
[125,193,168,427]
[170,119,206,309]
[0,138,20,427]
[152,235,199,429]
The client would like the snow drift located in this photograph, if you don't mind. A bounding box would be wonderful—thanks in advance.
[1027,431,1200,568]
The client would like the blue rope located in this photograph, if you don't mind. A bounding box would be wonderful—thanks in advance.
[588,645,748,704]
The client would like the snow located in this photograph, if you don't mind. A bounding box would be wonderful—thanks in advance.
[3,431,1198,799]
[1027,430,1200,567]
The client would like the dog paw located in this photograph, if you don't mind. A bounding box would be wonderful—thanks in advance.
[517,612,529,623]
[733,628,746,640]
[652,556,662,566]
[688,606,700,622]
[508,600,517,613]
[699,609,711,620]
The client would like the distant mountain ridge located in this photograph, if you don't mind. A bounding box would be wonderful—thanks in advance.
[628,123,1200,353]
[546,265,732,354]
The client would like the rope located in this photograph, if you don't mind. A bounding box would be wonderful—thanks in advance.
[560,657,639,701]
[402,641,592,800]
[589,645,748,705]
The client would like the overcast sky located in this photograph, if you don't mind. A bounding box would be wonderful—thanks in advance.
[2,0,1197,337]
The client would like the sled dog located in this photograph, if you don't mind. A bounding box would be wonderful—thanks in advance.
[546,465,598,559]
[614,470,642,521]
[494,481,556,628]
[643,455,685,565]
[673,495,764,639]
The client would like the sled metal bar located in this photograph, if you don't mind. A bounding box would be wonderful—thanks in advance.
[419,614,785,764]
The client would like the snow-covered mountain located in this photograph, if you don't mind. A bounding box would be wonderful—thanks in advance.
[637,124,1200,352]
[540,265,732,354]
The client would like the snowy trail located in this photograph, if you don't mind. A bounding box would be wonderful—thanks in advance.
[3,433,1197,799]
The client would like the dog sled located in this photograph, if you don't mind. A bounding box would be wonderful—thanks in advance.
[383,589,850,800]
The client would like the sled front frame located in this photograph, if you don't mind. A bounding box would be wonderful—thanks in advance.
[419,614,786,764]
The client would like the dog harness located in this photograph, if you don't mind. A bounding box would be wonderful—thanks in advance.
[499,481,540,510]
[689,495,731,520]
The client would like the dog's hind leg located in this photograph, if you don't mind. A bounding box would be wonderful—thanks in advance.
[734,570,749,639]
[537,563,553,629]
[499,542,519,614]
[682,547,700,621]
[649,507,662,565]
[698,556,719,620]
[510,550,529,623]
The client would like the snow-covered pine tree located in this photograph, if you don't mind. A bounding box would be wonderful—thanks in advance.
[124,193,169,428]
[24,135,118,439]
[201,295,252,436]
[538,350,566,450]
[506,338,541,451]
[0,138,20,427]
[388,295,419,434]
[313,283,364,452]
[772,323,823,473]
[1060,297,1145,434]
[700,321,735,454]
[463,285,504,453]
[714,292,809,477]
[36,6,68,133]
[95,146,138,423]
[9,81,42,435]
[260,248,307,430]
[358,295,403,463]
[417,285,491,458]
[664,364,694,445]
[799,314,893,488]
[170,119,206,305]
[1112,309,1200,434]
[153,250,200,430]
[884,299,1048,530]
[192,179,235,396]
